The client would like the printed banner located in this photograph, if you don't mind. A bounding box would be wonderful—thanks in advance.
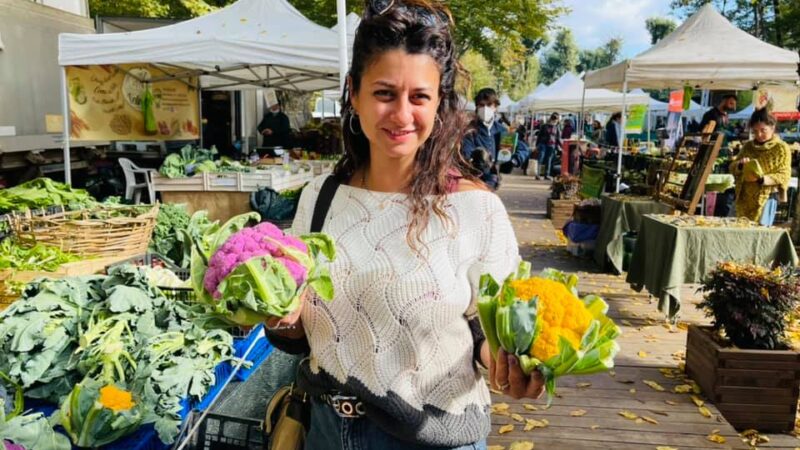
[668,90,684,113]
[625,104,647,133]
[66,64,200,141]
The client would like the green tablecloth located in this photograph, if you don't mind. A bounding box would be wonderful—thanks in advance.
[626,214,798,319]
[593,195,673,273]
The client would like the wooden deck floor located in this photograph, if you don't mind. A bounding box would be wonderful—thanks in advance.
[487,174,799,450]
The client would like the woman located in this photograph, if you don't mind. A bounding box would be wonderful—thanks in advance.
[604,112,622,149]
[535,113,561,180]
[267,1,544,449]
[730,109,791,226]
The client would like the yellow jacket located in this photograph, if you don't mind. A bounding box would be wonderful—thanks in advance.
[729,136,791,222]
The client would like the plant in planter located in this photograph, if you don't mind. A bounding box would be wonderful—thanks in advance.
[550,175,581,200]
[685,262,800,432]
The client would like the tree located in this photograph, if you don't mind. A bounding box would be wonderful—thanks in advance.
[459,50,498,100]
[539,29,579,84]
[645,17,678,44]
[88,0,231,19]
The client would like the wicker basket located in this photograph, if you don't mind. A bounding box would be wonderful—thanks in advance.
[9,204,159,259]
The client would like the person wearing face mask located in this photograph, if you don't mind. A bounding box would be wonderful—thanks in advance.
[729,108,791,226]
[257,94,292,149]
[534,113,561,180]
[700,94,737,134]
[461,88,506,162]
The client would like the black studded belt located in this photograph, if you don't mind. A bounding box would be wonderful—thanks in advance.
[319,393,366,418]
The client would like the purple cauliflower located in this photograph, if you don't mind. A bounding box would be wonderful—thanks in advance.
[203,222,308,298]
[3,442,25,450]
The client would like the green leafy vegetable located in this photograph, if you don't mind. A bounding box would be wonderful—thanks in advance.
[0,398,70,450]
[0,178,96,214]
[0,240,80,272]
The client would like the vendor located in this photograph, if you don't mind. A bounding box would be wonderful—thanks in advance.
[461,87,505,161]
[730,109,791,226]
[700,94,736,133]
[257,96,291,148]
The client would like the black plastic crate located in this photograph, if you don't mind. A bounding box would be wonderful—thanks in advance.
[192,411,264,450]
[106,252,196,302]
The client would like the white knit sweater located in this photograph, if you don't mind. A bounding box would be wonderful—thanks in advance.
[289,175,520,446]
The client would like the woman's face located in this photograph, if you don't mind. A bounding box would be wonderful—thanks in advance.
[752,122,775,143]
[351,49,441,162]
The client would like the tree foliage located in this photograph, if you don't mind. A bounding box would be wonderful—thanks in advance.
[645,16,677,44]
[671,0,799,50]
[576,37,622,73]
[539,28,579,84]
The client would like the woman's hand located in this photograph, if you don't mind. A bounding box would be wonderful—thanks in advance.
[264,290,307,338]
[488,348,545,400]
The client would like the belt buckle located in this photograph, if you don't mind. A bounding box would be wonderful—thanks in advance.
[329,394,365,418]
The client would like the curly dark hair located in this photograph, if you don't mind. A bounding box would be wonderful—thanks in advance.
[334,0,477,248]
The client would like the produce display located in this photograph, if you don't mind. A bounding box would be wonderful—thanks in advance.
[190,213,336,326]
[149,204,212,268]
[0,398,70,450]
[477,263,621,404]
[0,178,96,214]
[159,145,219,178]
[652,214,758,228]
[0,266,235,445]
[0,240,79,272]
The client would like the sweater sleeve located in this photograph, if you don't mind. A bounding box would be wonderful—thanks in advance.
[765,142,792,189]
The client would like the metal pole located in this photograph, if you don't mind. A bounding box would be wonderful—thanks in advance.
[240,91,248,156]
[579,83,587,138]
[59,66,72,185]
[198,85,204,149]
[616,76,628,193]
[647,108,651,144]
[336,0,348,92]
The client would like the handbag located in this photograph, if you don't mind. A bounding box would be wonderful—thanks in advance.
[262,176,340,450]
[263,383,311,450]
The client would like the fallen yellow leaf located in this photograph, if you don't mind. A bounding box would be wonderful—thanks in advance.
[706,433,726,444]
[490,388,503,395]
[523,404,538,411]
[492,403,510,412]
[499,424,515,434]
[622,319,633,326]
[642,416,659,425]
[664,400,677,406]
[523,419,548,431]
[511,413,525,423]
[570,409,587,417]
[690,395,704,407]
[635,418,645,424]
[509,442,534,450]
[576,382,592,389]
[609,370,616,377]
[676,322,689,330]
[619,410,639,420]
[643,380,665,392]
[590,425,600,430]
[698,406,712,418]
[673,384,692,393]
[656,447,678,450]
[638,351,648,358]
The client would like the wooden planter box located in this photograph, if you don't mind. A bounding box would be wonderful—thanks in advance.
[685,325,800,432]
[546,198,577,230]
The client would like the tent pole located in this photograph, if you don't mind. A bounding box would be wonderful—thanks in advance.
[647,109,651,143]
[59,66,72,185]
[198,85,204,149]
[336,0,348,91]
[579,83,586,138]
[616,76,628,193]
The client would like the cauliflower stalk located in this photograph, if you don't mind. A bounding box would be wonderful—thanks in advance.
[477,262,621,404]
[191,213,336,326]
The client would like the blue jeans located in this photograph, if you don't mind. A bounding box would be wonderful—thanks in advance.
[537,144,555,177]
[304,398,487,450]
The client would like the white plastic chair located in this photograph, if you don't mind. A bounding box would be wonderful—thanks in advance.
[118,158,156,204]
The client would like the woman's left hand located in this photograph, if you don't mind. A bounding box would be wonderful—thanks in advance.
[489,348,545,400]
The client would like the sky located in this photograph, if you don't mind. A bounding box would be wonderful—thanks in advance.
[555,0,676,59]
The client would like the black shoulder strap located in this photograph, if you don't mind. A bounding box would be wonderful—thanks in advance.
[310,176,340,233]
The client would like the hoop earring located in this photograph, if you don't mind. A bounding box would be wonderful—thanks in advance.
[349,113,361,135]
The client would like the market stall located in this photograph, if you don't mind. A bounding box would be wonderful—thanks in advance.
[57,0,344,185]
[584,3,800,192]
[626,214,798,318]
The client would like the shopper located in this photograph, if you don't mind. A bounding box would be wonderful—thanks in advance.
[535,113,561,180]
[461,88,506,162]
[604,112,622,149]
[730,109,791,225]
[266,1,544,449]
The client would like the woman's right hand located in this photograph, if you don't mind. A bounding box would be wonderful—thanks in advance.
[264,290,307,338]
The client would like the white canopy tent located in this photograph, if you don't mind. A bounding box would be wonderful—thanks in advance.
[57,0,347,183]
[517,83,548,111]
[330,12,360,63]
[584,3,799,191]
[497,93,515,113]
[531,72,650,112]
[584,4,800,91]
[730,103,755,120]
